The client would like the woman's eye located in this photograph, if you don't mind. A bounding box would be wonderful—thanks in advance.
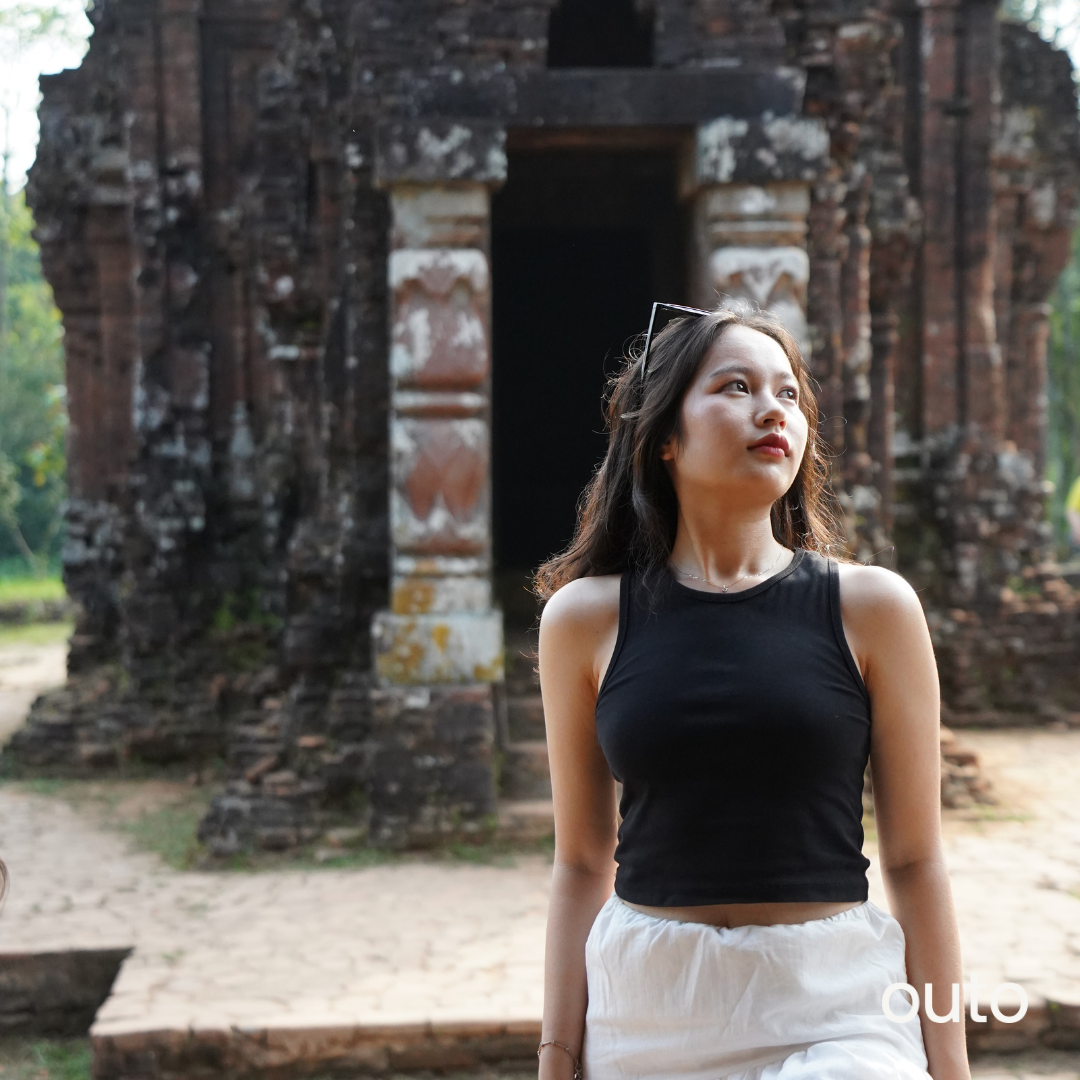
[780,387,798,400]
[723,380,748,393]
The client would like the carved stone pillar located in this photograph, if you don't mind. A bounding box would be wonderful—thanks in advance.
[681,115,825,356]
[688,181,813,358]
[373,187,503,684]
[369,123,506,847]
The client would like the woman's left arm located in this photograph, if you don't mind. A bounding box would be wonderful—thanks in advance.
[838,564,971,1080]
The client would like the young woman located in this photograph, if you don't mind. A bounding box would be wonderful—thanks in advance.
[533,304,970,1080]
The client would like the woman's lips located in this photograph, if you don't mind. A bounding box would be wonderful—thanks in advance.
[749,434,789,457]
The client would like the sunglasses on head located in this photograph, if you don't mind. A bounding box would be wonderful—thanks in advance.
[639,302,712,381]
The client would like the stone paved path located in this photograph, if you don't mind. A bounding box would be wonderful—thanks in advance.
[0,629,66,747]
[0,787,551,1032]
[1,638,1080,1072]
[936,729,1080,1007]
[0,730,1077,1050]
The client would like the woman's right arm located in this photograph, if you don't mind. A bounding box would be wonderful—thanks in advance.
[537,577,621,1080]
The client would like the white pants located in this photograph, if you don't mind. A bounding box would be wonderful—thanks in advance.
[582,894,932,1079]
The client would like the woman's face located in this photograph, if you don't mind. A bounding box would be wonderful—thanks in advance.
[659,324,809,508]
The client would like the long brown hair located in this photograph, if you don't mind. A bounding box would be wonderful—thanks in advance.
[533,302,847,606]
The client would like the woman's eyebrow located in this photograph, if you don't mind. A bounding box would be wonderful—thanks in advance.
[703,363,753,380]
[703,363,795,383]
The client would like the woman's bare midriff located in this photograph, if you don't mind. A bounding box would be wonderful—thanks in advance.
[622,899,863,928]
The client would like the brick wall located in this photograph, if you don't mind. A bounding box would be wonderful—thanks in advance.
[8,0,1080,843]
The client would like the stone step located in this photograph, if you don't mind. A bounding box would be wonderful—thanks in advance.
[501,740,551,800]
[86,991,1080,1077]
[0,947,130,1036]
[496,798,554,842]
[507,693,545,741]
[92,1018,541,1078]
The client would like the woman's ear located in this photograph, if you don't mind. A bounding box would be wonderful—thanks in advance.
[659,432,677,462]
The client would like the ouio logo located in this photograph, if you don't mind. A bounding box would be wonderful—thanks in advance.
[881,976,1028,1024]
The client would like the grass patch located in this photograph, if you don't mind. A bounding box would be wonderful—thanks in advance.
[0,1037,92,1080]
[250,846,399,872]
[3,777,215,870]
[0,576,66,605]
[444,833,555,866]
[120,797,214,869]
[0,620,73,649]
[5,775,554,874]
[212,832,555,873]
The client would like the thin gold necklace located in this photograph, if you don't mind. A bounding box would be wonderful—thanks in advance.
[669,547,788,594]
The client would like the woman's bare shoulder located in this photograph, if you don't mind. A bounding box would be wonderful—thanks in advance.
[538,573,623,637]
[835,561,928,640]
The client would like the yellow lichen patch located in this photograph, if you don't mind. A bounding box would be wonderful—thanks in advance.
[472,656,505,682]
[392,578,436,614]
[376,626,426,683]
[431,622,451,652]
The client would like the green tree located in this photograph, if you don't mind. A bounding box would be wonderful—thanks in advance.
[1003,1,1080,555]
[0,3,86,575]
[1047,228,1080,552]
[1,4,89,340]
[0,189,67,575]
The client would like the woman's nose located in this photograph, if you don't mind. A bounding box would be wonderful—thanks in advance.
[757,399,786,425]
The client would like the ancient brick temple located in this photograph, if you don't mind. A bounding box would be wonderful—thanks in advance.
[6,0,1079,849]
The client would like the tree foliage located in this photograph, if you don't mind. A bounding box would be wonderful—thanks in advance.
[0,3,86,55]
[1004,1,1080,553]
[1047,228,1080,551]
[0,2,87,575]
[0,189,67,574]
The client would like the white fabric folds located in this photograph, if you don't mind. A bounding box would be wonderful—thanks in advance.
[582,894,932,1080]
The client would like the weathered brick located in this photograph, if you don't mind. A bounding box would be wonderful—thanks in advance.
[11,0,1079,846]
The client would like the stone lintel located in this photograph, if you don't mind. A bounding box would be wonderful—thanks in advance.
[682,116,829,192]
[388,67,805,127]
[372,611,504,685]
[375,120,507,188]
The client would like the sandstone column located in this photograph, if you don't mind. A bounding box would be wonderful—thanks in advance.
[682,115,827,356]
[369,122,507,847]
[688,180,812,357]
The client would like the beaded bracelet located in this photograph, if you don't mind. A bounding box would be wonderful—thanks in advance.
[537,1038,583,1079]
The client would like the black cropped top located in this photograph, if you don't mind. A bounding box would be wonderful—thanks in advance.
[594,548,872,906]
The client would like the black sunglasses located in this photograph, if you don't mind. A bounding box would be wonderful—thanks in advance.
[639,302,712,381]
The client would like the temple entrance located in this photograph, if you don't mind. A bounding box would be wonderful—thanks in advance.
[491,139,689,621]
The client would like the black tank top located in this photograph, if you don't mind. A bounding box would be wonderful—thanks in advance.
[594,548,872,906]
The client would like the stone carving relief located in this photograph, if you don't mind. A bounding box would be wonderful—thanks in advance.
[391,418,488,554]
[708,245,810,354]
[389,249,490,387]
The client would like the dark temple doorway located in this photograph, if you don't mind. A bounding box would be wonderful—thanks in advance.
[491,138,689,624]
